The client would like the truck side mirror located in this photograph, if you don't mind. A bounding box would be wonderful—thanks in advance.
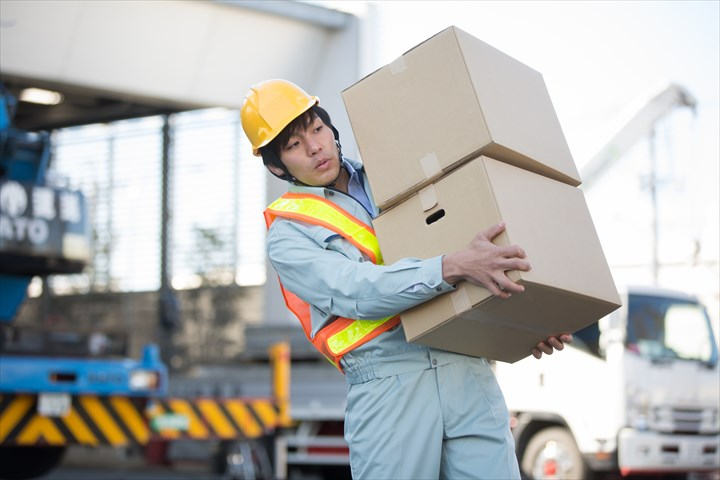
[598,310,624,357]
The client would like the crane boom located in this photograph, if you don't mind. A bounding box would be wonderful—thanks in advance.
[581,83,697,188]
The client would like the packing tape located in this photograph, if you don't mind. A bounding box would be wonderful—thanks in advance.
[389,56,407,75]
[418,152,441,179]
[450,288,472,315]
[419,185,437,211]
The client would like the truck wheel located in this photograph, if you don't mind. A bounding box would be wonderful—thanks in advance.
[214,437,274,480]
[0,446,67,480]
[521,427,590,480]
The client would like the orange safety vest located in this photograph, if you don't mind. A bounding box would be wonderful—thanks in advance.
[264,192,401,371]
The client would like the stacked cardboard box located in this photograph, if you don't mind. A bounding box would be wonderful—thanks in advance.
[342,26,621,363]
[342,25,581,212]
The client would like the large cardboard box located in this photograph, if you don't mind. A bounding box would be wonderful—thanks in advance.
[373,157,621,363]
[342,26,580,211]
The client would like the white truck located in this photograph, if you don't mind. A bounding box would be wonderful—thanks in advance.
[495,82,719,480]
[495,285,719,479]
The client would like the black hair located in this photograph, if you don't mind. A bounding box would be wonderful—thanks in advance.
[260,105,340,184]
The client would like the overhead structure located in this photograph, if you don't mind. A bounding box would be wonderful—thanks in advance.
[580,83,697,188]
[0,0,360,134]
[580,82,697,285]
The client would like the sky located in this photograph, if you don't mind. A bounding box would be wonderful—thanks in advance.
[353,0,719,167]
[319,0,720,323]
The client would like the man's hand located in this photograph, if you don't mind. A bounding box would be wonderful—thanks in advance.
[440,222,572,359]
[442,222,530,299]
[532,334,573,359]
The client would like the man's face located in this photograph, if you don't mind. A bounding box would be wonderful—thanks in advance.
[273,115,341,186]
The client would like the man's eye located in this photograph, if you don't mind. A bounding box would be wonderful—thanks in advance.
[285,141,299,150]
[314,125,323,133]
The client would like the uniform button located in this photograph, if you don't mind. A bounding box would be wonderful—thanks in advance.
[327,191,335,196]
[432,358,438,366]
[428,280,436,287]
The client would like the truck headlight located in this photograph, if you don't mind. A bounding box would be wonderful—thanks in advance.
[627,391,651,431]
[129,369,160,390]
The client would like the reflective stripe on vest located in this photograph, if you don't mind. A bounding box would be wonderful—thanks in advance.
[264,193,400,371]
[265,192,383,264]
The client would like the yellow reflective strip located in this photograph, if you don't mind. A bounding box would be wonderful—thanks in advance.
[168,399,208,439]
[270,197,384,263]
[273,198,361,237]
[197,399,235,439]
[110,397,150,444]
[63,408,98,446]
[80,396,127,446]
[224,401,262,439]
[249,400,278,429]
[17,416,65,445]
[326,317,395,355]
[0,395,33,441]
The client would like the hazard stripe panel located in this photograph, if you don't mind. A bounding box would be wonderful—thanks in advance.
[1,394,286,446]
[147,397,283,441]
[0,394,150,447]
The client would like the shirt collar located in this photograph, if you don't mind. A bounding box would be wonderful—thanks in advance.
[343,158,361,185]
[287,157,378,217]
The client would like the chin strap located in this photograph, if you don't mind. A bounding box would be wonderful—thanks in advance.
[321,140,344,188]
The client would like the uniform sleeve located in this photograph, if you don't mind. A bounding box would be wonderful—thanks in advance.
[267,218,455,321]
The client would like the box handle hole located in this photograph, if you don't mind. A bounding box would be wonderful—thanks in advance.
[426,209,445,225]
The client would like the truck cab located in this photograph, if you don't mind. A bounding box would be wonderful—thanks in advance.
[495,285,720,479]
[0,83,168,480]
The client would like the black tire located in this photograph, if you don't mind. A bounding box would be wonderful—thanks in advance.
[521,427,591,480]
[214,437,274,480]
[0,446,66,480]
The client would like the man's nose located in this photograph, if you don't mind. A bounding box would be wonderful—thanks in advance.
[306,137,321,155]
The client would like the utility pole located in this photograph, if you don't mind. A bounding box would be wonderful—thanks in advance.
[648,127,659,285]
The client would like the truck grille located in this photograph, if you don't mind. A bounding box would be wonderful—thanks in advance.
[652,406,719,434]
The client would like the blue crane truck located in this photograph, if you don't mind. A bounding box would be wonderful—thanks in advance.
[0,84,168,480]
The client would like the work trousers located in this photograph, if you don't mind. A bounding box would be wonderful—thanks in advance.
[344,356,521,480]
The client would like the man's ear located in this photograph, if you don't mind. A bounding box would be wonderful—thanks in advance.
[267,164,286,178]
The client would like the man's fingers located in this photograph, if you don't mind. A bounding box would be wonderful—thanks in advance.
[481,222,506,241]
[487,280,512,299]
[495,279,524,295]
[500,244,527,260]
[536,341,553,355]
[548,337,565,351]
[534,334,574,359]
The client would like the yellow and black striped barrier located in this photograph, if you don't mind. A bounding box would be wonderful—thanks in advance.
[147,342,292,441]
[146,397,283,440]
[0,343,293,447]
[0,394,150,447]
[1,394,287,446]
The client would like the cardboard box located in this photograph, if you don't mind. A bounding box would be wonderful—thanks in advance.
[373,157,620,363]
[342,26,580,211]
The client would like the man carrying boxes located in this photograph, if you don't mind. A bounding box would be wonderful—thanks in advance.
[240,74,573,479]
[241,21,616,480]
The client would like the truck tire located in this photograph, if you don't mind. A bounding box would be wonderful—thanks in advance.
[213,437,274,480]
[0,446,66,480]
[521,427,590,480]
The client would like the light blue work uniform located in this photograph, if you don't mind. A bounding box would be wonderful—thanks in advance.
[266,157,521,480]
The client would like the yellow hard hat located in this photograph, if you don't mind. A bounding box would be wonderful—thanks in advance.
[241,79,319,156]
